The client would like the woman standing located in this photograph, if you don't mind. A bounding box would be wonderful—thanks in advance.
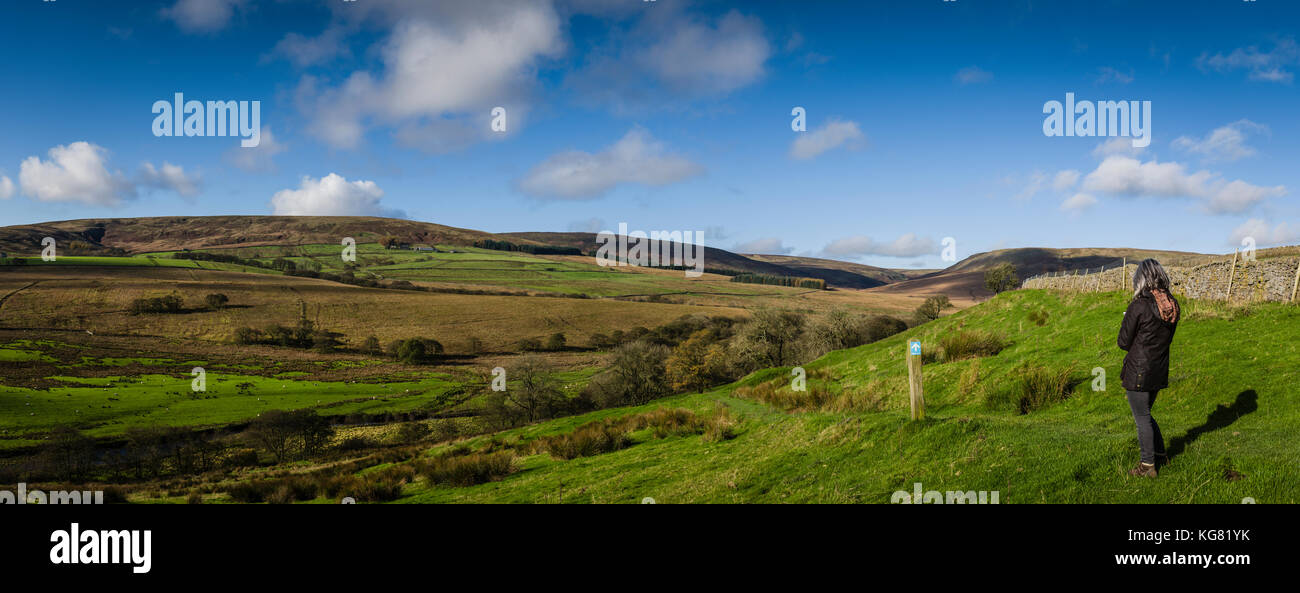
[1117,259,1180,478]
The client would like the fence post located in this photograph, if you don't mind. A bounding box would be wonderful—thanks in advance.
[907,339,924,421]
[1122,257,1127,292]
[1226,250,1238,301]
[1292,260,1300,303]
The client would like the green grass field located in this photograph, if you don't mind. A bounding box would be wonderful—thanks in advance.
[391,289,1299,503]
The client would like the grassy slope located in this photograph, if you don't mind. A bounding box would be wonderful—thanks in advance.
[401,289,1300,504]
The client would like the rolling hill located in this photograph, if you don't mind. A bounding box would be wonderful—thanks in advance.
[394,289,1300,503]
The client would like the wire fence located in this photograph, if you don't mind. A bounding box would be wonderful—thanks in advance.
[1021,255,1300,303]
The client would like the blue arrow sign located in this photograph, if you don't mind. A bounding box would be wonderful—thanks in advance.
[909,340,922,356]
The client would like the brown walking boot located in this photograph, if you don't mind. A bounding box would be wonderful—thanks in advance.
[1128,463,1157,478]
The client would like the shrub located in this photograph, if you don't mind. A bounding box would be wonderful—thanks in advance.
[395,422,431,444]
[1027,309,1050,326]
[204,293,229,310]
[226,480,275,503]
[186,490,203,504]
[419,451,518,487]
[128,292,185,315]
[538,423,632,460]
[233,326,262,345]
[336,436,375,452]
[544,332,567,351]
[267,485,295,504]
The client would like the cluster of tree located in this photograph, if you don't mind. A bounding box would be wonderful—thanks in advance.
[387,337,445,364]
[588,315,740,352]
[482,355,579,427]
[516,333,567,352]
[243,409,335,463]
[127,292,185,315]
[204,293,229,310]
[730,274,827,290]
[233,317,343,353]
[112,426,225,479]
[32,425,233,482]
[913,295,953,324]
[481,309,908,430]
[473,239,582,255]
[984,263,1020,294]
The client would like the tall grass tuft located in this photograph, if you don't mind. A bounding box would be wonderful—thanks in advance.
[939,330,1008,361]
[1014,363,1077,413]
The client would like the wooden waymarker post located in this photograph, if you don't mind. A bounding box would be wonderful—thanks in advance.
[1226,249,1238,301]
[1291,260,1300,303]
[907,339,924,420]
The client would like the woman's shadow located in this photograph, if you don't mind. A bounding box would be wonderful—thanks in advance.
[1166,389,1258,462]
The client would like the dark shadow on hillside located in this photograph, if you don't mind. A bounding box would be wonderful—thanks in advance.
[1166,389,1257,463]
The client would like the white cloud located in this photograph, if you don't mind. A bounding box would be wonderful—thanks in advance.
[1229,218,1300,247]
[268,27,349,68]
[161,0,245,34]
[566,8,771,111]
[1052,170,1081,192]
[822,233,936,259]
[789,118,864,160]
[296,2,562,149]
[733,237,794,255]
[954,66,992,84]
[1197,38,1299,83]
[226,126,287,172]
[0,176,13,200]
[138,162,201,197]
[1095,66,1134,84]
[516,127,704,200]
[1172,120,1266,162]
[639,10,770,95]
[1060,193,1098,213]
[1092,137,1147,158]
[1081,156,1285,214]
[18,142,133,206]
[270,173,402,217]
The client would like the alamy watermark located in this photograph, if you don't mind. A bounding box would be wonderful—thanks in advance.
[891,482,1000,504]
[595,223,705,278]
[152,92,261,147]
[1043,92,1151,148]
[1,483,105,504]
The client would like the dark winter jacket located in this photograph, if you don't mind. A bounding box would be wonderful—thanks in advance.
[1117,289,1180,391]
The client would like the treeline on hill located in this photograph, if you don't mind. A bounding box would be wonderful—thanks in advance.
[233,317,346,353]
[480,308,911,429]
[473,239,582,255]
[127,291,231,314]
[730,273,826,289]
[172,250,312,273]
[232,315,446,363]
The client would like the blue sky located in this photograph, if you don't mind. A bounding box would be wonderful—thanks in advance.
[1,0,1298,269]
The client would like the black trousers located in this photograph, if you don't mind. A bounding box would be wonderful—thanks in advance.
[1126,390,1165,465]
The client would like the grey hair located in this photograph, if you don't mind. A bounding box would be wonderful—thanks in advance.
[1131,258,1171,299]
